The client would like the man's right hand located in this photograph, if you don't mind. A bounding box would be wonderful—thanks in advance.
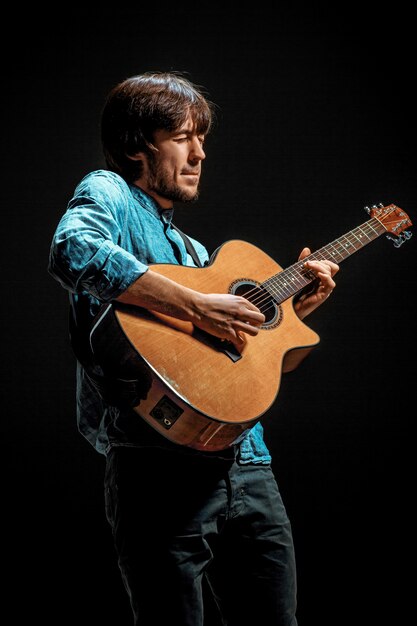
[117,269,265,349]
[191,292,265,348]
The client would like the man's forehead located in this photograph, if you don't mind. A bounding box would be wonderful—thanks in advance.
[176,113,197,133]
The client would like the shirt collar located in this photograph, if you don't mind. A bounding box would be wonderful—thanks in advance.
[128,183,174,224]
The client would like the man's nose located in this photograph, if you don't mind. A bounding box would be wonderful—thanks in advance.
[190,137,206,161]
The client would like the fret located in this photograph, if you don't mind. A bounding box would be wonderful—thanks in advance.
[262,206,411,304]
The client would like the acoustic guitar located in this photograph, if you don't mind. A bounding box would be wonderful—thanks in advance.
[89,203,412,451]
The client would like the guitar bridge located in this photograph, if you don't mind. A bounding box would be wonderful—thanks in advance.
[193,329,242,362]
[220,341,242,362]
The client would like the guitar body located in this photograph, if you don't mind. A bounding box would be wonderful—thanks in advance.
[83,204,412,451]
[90,240,320,451]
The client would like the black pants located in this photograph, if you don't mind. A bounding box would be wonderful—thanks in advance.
[104,446,298,626]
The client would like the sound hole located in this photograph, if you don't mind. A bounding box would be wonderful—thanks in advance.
[231,280,281,329]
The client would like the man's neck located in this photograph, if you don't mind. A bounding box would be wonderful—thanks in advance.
[133,181,173,210]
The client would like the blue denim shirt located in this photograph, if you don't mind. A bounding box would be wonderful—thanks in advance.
[48,170,271,464]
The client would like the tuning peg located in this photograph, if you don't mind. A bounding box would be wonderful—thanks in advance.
[386,231,413,247]
[378,203,384,208]
[364,206,371,214]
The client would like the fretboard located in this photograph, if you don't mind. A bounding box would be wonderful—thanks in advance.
[263,217,386,304]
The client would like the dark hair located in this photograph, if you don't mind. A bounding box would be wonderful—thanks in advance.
[101,71,215,182]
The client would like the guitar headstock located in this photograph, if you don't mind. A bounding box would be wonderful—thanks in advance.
[365,203,413,247]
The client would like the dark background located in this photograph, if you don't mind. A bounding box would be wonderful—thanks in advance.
[3,6,415,625]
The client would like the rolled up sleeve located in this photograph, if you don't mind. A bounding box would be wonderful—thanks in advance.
[48,176,148,302]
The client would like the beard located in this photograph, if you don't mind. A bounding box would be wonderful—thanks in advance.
[147,153,200,203]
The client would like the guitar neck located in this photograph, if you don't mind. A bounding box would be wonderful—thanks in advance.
[264,216,386,304]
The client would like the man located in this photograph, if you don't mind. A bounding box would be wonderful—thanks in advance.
[48,71,338,626]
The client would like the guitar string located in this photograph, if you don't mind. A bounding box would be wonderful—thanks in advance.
[247,232,367,311]
[235,219,385,315]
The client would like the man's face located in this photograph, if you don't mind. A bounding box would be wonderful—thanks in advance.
[134,113,206,207]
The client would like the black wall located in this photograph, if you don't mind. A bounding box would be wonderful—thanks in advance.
[4,7,415,625]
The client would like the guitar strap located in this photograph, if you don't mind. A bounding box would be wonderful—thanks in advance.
[171,223,205,267]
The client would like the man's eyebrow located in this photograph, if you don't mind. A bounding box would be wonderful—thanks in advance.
[173,127,193,135]
[173,125,203,136]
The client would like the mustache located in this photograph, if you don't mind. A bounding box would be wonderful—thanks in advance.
[181,169,200,175]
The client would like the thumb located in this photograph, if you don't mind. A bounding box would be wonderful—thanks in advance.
[298,247,311,261]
